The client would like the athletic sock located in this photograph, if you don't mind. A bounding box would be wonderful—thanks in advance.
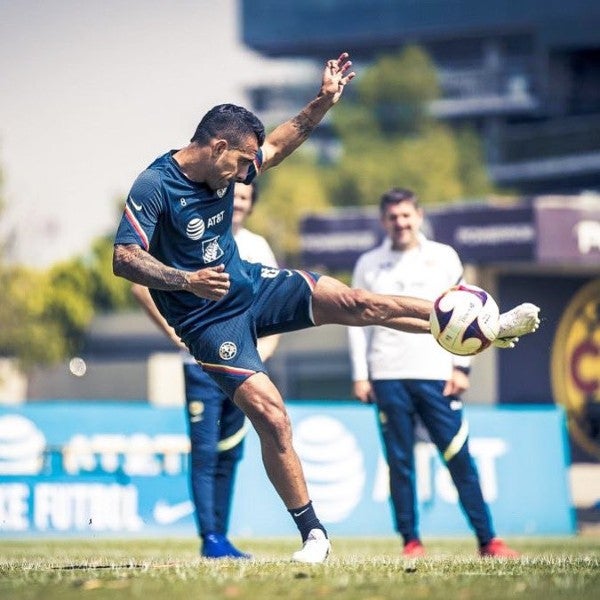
[287,500,327,541]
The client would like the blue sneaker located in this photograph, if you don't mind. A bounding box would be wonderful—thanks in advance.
[201,533,251,559]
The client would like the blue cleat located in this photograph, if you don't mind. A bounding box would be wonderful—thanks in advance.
[201,533,251,559]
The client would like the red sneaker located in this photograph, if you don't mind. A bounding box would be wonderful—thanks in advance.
[403,540,426,557]
[479,538,520,558]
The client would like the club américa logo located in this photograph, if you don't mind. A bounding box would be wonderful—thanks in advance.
[551,279,600,459]
[219,341,237,361]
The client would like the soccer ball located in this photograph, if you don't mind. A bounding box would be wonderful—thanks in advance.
[430,284,500,356]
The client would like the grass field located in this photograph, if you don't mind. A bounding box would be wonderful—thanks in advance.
[1,535,599,599]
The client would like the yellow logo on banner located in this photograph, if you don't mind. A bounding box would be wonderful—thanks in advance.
[551,279,600,459]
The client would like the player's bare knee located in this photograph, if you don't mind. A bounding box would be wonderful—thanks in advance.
[248,401,292,451]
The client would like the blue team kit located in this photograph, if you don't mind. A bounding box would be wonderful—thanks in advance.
[114,150,320,396]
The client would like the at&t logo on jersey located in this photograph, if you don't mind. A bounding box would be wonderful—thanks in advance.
[219,342,237,360]
[186,218,205,240]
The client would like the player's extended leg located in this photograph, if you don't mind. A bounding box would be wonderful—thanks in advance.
[312,275,540,345]
[233,372,331,563]
[311,275,432,333]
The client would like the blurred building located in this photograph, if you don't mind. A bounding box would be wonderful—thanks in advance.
[241,0,600,193]
[24,315,352,404]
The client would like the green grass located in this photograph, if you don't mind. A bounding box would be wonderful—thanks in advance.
[1,536,599,599]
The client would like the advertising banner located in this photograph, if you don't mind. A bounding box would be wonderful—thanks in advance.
[427,204,536,263]
[300,210,384,271]
[0,402,574,538]
[299,204,537,271]
[299,196,600,270]
[535,198,600,264]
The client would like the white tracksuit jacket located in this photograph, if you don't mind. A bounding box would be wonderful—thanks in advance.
[348,235,471,382]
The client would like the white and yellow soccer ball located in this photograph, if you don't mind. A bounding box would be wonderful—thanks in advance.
[429,284,500,356]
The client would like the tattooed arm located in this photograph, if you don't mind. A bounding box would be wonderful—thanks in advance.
[113,244,230,301]
[260,52,355,172]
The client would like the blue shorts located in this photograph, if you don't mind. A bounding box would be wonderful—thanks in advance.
[186,267,321,397]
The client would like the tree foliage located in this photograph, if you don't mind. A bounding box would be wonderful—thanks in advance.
[329,46,494,207]
[250,45,495,256]
[247,152,332,264]
[0,249,67,367]
[0,183,134,368]
[353,46,440,136]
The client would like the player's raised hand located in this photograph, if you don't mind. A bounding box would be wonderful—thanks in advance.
[320,52,355,104]
[185,264,230,300]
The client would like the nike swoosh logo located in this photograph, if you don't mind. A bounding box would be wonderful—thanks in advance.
[128,196,143,211]
[292,507,310,518]
[152,500,194,524]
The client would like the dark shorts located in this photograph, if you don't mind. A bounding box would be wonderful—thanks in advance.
[186,267,321,397]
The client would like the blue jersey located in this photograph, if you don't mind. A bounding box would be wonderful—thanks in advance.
[115,148,320,398]
[114,150,262,334]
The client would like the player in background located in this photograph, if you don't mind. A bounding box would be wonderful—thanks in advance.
[132,181,279,559]
[348,187,522,558]
[114,52,539,563]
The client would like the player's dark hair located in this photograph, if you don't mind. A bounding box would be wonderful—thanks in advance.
[379,187,419,214]
[191,104,265,148]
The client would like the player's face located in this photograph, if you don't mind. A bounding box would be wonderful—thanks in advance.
[381,201,423,251]
[209,135,258,191]
[233,183,254,229]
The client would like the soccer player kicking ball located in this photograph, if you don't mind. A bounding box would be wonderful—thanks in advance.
[113,52,540,563]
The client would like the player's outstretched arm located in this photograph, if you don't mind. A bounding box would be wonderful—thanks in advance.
[260,52,355,171]
[113,244,230,300]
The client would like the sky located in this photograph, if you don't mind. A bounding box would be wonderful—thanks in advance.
[0,0,296,266]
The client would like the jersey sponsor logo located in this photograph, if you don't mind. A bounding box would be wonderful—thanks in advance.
[219,342,237,360]
[260,267,279,279]
[551,279,600,459]
[202,236,224,262]
[186,218,206,240]
[207,210,224,228]
[216,187,227,198]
